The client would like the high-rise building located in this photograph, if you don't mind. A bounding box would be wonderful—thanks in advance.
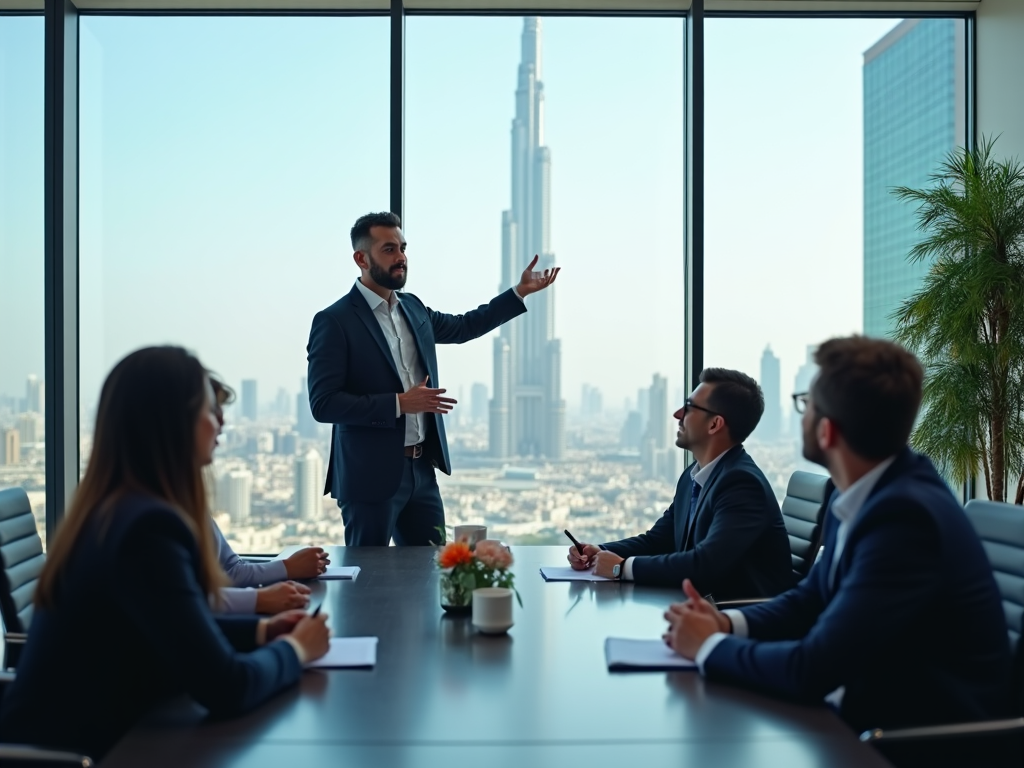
[241,379,258,421]
[1,428,20,465]
[581,384,603,417]
[16,413,42,444]
[620,410,643,450]
[863,18,964,339]
[25,374,43,415]
[757,346,782,443]
[295,449,324,521]
[222,469,253,524]
[296,377,318,438]
[646,374,669,450]
[471,382,488,424]
[489,17,565,461]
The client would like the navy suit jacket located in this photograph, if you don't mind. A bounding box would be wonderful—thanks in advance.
[307,283,526,503]
[703,449,1012,732]
[601,445,792,598]
[0,495,302,759]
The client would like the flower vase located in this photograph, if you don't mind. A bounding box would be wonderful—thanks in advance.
[439,568,472,613]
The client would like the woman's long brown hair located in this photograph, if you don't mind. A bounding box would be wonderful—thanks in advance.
[36,346,229,607]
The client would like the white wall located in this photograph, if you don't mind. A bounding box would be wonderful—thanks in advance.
[977,0,1024,160]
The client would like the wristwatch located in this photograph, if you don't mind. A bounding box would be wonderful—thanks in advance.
[611,560,624,580]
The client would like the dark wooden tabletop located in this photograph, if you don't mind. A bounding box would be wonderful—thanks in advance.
[103,546,891,768]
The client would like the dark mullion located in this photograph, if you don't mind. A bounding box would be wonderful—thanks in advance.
[43,0,80,540]
[684,0,703,391]
[390,0,404,219]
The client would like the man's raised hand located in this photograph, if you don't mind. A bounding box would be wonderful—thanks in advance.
[516,255,561,297]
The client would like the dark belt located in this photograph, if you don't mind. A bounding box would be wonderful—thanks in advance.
[404,444,424,459]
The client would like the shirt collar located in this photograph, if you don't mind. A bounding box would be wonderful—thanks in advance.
[691,446,732,487]
[354,278,398,312]
[830,455,897,525]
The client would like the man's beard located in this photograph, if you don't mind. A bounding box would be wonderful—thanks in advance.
[368,256,407,290]
[801,416,827,467]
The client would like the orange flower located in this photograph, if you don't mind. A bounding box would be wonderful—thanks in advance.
[438,541,474,569]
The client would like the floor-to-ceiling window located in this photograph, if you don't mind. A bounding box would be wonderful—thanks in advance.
[703,16,966,500]
[78,15,390,553]
[0,16,46,546]
[405,15,685,545]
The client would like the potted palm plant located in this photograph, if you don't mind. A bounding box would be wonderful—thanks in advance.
[892,137,1024,503]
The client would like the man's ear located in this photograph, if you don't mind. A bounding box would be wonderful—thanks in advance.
[817,417,838,451]
[353,251,367,270]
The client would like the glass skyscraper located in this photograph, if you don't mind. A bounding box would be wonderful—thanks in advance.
[863,18,964,339]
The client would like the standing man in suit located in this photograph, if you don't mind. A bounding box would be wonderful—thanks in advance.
[663,337,1011,744]
[307,211,559,546]
[568,368,792,599]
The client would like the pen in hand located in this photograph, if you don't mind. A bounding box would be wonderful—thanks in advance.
[564,529,586,557]
[311,602,323,618]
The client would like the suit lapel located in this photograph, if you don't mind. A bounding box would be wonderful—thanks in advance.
[348,285,403,384]
[675,467,696,551]
[397,297,434,381]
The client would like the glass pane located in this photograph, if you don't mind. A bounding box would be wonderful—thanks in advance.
[79,17,390,552]
[704,18,966,499]
[0,17,46,547]
[406,16,685,545]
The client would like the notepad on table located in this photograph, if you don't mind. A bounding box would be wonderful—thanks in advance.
[604,638,698,671]
[539,566,614,582]
[306,637,378,669]
[317,566,361,580]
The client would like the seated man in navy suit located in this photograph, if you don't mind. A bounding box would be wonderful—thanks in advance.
[568,368,792,599]
[307,211,559,546]
[664,337,1012,755]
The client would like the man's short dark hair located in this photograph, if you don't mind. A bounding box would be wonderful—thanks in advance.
[699,368,764,444]
[811,336,923,460]
[351,211,402,252]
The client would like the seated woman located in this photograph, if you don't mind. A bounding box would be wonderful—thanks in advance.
[0,346,329,760]
[207,376,330,615]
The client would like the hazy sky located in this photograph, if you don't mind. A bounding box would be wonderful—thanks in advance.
[1,14,907,422]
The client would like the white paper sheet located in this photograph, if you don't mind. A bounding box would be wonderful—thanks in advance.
[306,637,378,669]
[604,638,698,671]
[539,566,614,582]
[317,566,361,581]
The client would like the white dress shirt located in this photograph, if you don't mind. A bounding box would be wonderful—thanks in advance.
[621,448,730,581]
[353,278,428,447]
[693,456,897,688]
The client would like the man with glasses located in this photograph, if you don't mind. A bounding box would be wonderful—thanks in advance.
[567,368,792,599]
[663,338,1011,764]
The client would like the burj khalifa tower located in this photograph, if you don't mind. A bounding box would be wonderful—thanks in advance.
[489,17,565,461]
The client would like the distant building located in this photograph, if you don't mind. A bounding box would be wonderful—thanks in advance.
[16,413,42,444]
[757,346,782,443]
[637,387,650,431]
[296,377,318,438]
[581,384,603,417]
[276,430,298,455]
[646,374,669,451]
[274,387,291,417]
[471,382,488,424]
[222,469,253,524]
[863,18,964,339]
[489,17,565,460]
[1,428,20,465]
[295,449,324,521]
[241,379,258,421]
[25,374,43,415]
[620,410,643,450]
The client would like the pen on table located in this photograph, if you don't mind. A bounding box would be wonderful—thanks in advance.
[564,529,585,556]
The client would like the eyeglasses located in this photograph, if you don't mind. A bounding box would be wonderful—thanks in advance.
[683,398,722,418]
[792,392,810,414]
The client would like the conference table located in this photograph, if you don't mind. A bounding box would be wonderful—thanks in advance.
[104,546,891,768]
